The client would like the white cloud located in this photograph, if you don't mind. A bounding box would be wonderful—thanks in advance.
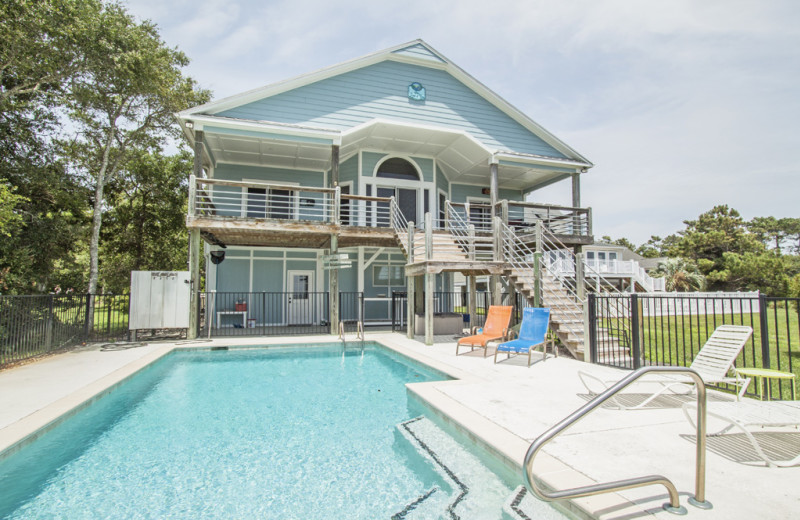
[122,0,800,244]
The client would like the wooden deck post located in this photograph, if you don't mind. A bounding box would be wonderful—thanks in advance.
[576,251,586,301]
[425,271,434,345]
[534,221,544,307]
[187,228,201,339]
[490,162,498,224]
[571,172,581,208]
[193,130,204,179]
[188,174,196,218]
[424,212,434,345]
[330,145,340,187]
[491,216,503,306]
[329,234,339,335]
[407,273,415,339]
[468,275,477,329]
[407,221,416,338]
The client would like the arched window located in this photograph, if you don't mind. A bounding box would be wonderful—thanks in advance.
[376,158,419,181]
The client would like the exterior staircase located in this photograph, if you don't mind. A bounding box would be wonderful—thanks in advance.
[504,266,587,359]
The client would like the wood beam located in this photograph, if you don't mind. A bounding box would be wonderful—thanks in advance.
[329,234,338,334]
[187,229,201,339]
[331,145,340,187]
[193,130,205,178]
[572,172,580,208]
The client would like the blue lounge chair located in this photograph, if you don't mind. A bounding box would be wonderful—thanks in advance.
[494,307,551,366]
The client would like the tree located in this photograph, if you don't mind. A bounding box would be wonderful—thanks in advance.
[100,150,192,293]
[748,216,786,253]
[653,258,705,292]
[61,3,210,296]
[0,180,26,237]
[719,252,790,296]
[0,0,100,107]
[671,205,764,289]
[779,217,800,254]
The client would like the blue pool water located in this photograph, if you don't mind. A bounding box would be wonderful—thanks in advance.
[0,344,519,519]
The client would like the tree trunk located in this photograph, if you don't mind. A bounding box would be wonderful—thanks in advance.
[86,126,117,331]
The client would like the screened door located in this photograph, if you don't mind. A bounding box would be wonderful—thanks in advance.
[287,270,313,325]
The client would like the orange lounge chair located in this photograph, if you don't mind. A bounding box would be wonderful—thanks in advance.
[456,305,513,357]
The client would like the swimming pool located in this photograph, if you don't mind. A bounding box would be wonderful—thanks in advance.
[0,343,536,519]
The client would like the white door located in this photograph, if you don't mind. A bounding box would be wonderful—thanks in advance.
[287,270,314,325]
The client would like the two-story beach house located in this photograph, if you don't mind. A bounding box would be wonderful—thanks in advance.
[178,40,596,354]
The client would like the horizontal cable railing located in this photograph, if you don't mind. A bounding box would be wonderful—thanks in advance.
[445,201,495,262]
[340,194,392,228]
[500,201,591,237]
[447,202,492,232]
[190,177,335,223]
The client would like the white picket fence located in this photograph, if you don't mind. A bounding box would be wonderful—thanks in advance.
[638,291,760,316]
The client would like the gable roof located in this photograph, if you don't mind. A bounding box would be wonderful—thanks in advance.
[178,40,592,167]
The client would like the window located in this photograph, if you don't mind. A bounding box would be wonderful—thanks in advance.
[376,158,419,181]
[373,265,404,286]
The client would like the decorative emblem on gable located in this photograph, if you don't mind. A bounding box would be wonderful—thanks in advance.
[407,82,426,101]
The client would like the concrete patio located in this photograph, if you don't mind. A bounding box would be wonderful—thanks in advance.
[1,333,797,519]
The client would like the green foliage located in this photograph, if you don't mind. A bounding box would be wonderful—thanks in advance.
[0,180,26,237]
[58,2,211,293]
[653,258,705,292]
[100,150,192,293]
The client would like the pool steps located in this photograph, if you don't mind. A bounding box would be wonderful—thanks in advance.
[395,416,559,520]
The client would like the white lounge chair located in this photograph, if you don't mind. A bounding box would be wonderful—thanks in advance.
[683,400,800,467]
[579,324,753,409]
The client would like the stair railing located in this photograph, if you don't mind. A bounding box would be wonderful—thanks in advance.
[498,222,585,340]
[445,201,494,262]
[523,366,711,514]
[389,196,413,259]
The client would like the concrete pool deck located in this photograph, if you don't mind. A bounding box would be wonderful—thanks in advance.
[0,333,797,519]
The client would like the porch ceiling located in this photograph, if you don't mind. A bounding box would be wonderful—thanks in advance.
[202,120,578,191]
[204,132,331,171]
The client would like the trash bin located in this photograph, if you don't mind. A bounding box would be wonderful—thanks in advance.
[247,318,256,328]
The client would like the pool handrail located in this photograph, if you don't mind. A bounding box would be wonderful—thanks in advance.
[523,366,711,515]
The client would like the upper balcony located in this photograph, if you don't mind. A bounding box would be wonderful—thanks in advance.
[187,176,594,250]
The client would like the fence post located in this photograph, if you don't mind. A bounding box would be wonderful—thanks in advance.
[630,293,641,370]
[588,293,597,363]
[106,295,112,336]
[758,293,771,369]
[45,294,54,349]
[83,293,92,342]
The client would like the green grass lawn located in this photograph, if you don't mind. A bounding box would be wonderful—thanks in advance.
[601,304,799,400]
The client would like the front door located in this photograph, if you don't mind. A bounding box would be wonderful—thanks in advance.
[287,270,314,325]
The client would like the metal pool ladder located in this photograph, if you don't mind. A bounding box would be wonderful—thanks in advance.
[338,320,365,347]
[523,366,712,515]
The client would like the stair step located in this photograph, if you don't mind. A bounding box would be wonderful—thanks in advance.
[396,416,512,519]
[503,486,568,520]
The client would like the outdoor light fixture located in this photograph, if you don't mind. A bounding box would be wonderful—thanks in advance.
[481,188,491,195]
[210,250,225,264]
[185,121,194,129]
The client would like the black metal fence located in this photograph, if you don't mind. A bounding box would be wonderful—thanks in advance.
[589,293,799,400]
[0,293,131,368]
[390,291,525,333]
[198,291,364,337]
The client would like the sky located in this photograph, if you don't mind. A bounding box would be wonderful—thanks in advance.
[124,0,800,245]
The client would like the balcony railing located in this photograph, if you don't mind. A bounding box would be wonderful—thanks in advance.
[188,177,593,240]
[499,201,591,237]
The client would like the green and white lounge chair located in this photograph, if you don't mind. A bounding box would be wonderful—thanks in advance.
[579,324,753,409]
[683,400,800,467]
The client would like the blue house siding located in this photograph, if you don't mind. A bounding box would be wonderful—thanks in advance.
[436,165,449,195]
[217,60,565,159]
[339,156,359,194]
[450,183,523,204]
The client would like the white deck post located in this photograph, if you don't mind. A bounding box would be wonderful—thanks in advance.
[329,234,338,335]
